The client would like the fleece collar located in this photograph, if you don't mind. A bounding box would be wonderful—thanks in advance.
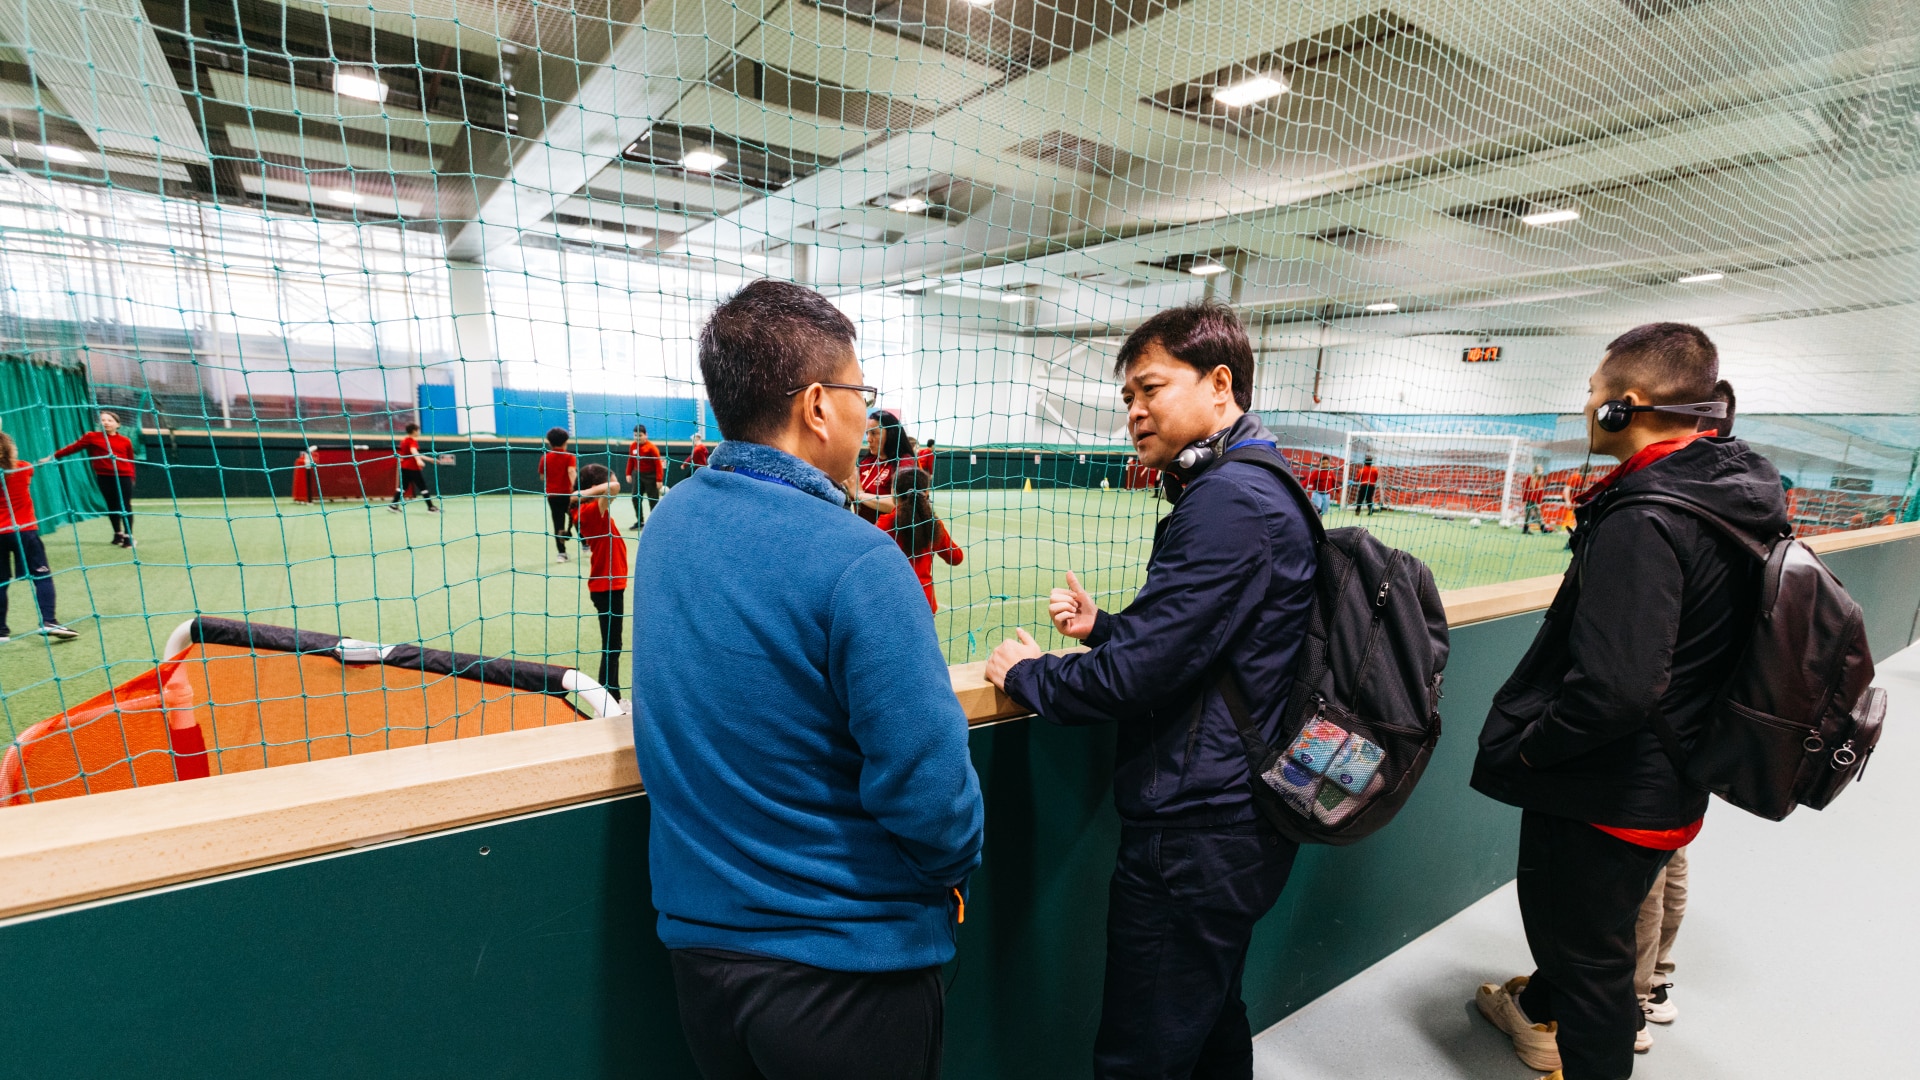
[709,440,849,508]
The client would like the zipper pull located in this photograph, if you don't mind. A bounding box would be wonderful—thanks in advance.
[1375,579,1392,608]
[953,886,966,924]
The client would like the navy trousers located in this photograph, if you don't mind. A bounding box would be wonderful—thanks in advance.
[0,529,58,634]
[1094,821,1299,1080]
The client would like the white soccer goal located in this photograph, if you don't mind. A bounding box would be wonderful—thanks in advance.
[1341,433,1532,526]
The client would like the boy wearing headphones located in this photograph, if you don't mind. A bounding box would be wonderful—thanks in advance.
[1469,326,1784,1080]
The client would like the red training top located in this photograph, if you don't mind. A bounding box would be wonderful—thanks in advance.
[1578,429,1717,850]
[0,463,38,533]
[627,439,664,482]
[538,450,577,495]
[688,443,710,468]
[1355,464,1380,485]
[874,512,963,612]
[1522,475,1547,505]
[1304,467,1340,494]
[577,499,629,593]
[398,435,422,468]
[859,455,903,496]
[55,431,136,477]
[916,447,935,474]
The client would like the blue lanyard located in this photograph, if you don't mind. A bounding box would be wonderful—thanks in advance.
[1225,439,1276,454]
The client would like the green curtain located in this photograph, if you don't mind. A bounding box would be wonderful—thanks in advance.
[0,352,107,537]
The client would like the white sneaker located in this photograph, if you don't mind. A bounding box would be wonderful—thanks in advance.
[1476,976,1561,1071]
[556,552,570,563]
[42,622,79,641]
[1643,983,1678,1024]
[1635,1025,1653,1053]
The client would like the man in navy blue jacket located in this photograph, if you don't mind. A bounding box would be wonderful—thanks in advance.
[987,301,1316,1080]
[632,279,985,1080]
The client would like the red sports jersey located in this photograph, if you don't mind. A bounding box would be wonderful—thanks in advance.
[875,512,963,612]
[54,431,136,477]
[539,450,577,495]
[627,439,664,482]
[577,499,629,593]
[1304,467,1340,494]
[689,443,710,467]
[859,455,903,497]
[399,435,421,465]
[1356,464,1380,486]
[916,447,934,474]
[1522,476,1547,505]
[0,462,38,533]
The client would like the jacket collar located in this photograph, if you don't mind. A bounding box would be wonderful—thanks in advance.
[1163,413,1276,504]
[1576,429,1713,506]
[709,440,849,508]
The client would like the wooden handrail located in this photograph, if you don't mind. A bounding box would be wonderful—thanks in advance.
[2,520,1915,921]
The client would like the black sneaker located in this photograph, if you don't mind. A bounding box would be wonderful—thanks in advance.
[42,622,79,640]
[426,504,440,513]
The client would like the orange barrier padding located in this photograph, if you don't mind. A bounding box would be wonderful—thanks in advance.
[175,644,582,775]
[2,645,584,806]
[1,665,202,806]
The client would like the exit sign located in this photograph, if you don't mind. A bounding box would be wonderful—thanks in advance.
[1462,345,1502,362]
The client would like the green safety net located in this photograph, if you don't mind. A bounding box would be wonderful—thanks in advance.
[0,0,1917,799]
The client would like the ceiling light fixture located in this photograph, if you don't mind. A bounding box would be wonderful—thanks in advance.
[35,143,87,164]
[333,69,389,104]
[1213,73,1288,109]
[326,189,364,206]
[889,196,930,214]
[1187,261,1228,276]
[959,0,996,6]
[1677,271,1724,284]
[1365,302,1399,313]
[570,225,649,247]
[1520,207,1580,226]
[680,149,727,173]
[1001,291,1028,303]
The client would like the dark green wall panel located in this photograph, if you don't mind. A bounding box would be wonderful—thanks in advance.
[2,536,1915,1079]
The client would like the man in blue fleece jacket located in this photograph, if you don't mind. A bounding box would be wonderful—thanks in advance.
[631,279,984,1080]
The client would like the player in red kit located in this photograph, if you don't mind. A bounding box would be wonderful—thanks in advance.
[387,422,438,513]
[573,463,630,701]
[51,410,138,546]
[538,427,578,562]
[626,424,664,528]
[0,433,78,641]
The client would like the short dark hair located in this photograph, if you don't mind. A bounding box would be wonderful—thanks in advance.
[700,279,858,442]
[1601,322,1718,406]
[403,422,420,434]
[579,462,611,488]
[633,423,647,435]
[1113,300,1254,410]
[1700,379,1736,437]
[546,427,569,447]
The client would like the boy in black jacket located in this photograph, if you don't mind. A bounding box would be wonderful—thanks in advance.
[985,302,1317,1080]
[1470,325,1787,1080]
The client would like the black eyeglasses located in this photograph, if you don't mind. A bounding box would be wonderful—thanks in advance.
[786,382,878,407]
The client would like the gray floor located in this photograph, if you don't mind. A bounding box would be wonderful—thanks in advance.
[1254,642,1920,1080]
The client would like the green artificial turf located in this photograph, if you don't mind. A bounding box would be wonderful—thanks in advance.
[0,489,1570,748]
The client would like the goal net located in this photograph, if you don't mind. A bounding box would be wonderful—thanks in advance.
[1343,433,1531,526]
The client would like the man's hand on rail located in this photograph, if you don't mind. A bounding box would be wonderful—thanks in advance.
[985,629,1043,691]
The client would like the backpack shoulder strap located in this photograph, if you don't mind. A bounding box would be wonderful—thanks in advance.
[1219,446,1327,544]
[1602,492,1776,562]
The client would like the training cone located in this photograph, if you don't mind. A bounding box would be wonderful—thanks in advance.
[1024,478,1034,492]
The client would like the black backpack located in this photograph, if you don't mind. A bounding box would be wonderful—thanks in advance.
[1603,494,1884,821]
[1212,448,1451,846]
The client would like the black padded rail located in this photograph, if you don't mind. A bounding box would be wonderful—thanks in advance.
[188,617,584,703]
